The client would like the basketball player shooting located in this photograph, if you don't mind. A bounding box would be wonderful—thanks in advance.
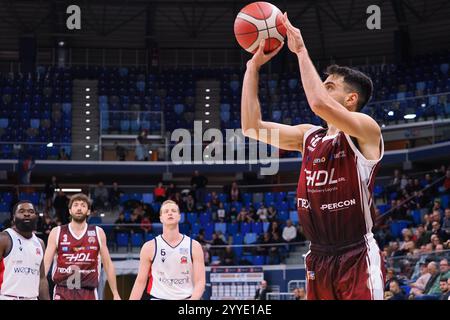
[241,13,385,300]
[44,193,121,300]
[0,201,50,300]
[129,200,205,300]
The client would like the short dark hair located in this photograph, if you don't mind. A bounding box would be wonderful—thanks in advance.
[68,193,91,210]
[12,200,35,217]
[325,64,373,111]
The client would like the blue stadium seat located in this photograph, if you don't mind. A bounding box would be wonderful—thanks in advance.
[233,233,243,244]
[179,223,190,234]
[205,223,214,240]
[240,222,251,234]
[145,233,155,242]
[243,193,252,206]
[263,222,270,233]
[215,222,227,234]
[131,233,144,247]
[279,211,289,221]
[264,193,275,206]
[289,211,299,224]
[244,233,257,244]
[191,223,201,235]
[199,212,212,225]
[390,220,410,238]
[88,217,102,225]
[179,212,185,224]
[251,222,263,234]
[253,255,265,266]
[187,213,198,225]
[116,233,129,247]
[227,222,239,235]
[142,193,154,203]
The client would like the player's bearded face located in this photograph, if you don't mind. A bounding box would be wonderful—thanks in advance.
[14,204,38,232]
[70,201,90,222]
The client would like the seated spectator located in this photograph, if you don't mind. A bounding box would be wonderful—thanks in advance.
[282,220,297,243]
[215,202,226,222]
[268,232,283,264]
[257,204,269,222]
[153,182,166,203]
[443,208,450,235]
[269,221,282,238]
[58,148,69,160]
[431,221,448,242]
[109,182,124,211]
[37,214,56,245]
[384,268,398,292]
[114,212,129,234]
[114,141,127,161]
[267,206,277,222]
[440,258,450,278]
[415,261,442,300]
[221,246,236,266]
[254,280,270,300]
[229,181,241,202]
[409,263,431,298]
[130,211,143,234]
[236,208,248,223]
[185,194,196,212]
[389,280,406,300]
[53,190,69,224]
[140,213,152,234]
[292,287,306,300]
[229,206,238,222]
[295,224,307,242]
[196,232,208,246]
[93,181,109,210]
[415,224,432,248]
[165,183,178,200]
[439,277,449,300]
[256,232,272,256]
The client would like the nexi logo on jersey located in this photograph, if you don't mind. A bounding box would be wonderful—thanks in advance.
[305,168,345,187]
[63,252,95,262]
[320,199,356,211]
[297,198,311,210]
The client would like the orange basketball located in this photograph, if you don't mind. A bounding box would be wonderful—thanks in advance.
[234,1,287,54]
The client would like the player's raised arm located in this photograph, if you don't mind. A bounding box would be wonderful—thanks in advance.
[129,240,154,300]
[44,227,58,275]
[242,39,314,152]
[98,228,121,300]
[189,240,206,300]
[282,13,381,147]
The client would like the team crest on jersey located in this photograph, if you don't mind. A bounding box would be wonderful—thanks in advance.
[179,248,189,255]
[307,271,316,280]
[87,230,96,237]
[36,248,41,256]
[88,236,96,244]
[180,256,188,264]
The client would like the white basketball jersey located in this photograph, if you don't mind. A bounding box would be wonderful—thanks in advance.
[0,228,43,298]
[148,234,194,300]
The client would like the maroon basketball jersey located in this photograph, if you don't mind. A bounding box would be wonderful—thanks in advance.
[52,224,101,289]
[297,126,384,246]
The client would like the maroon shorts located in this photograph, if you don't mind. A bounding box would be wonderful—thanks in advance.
[305,235,386,300]
[53,285,98,300]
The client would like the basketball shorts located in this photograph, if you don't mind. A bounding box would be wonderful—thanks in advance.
[53,285,98,300]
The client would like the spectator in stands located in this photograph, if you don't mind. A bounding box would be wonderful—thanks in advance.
[267,206,277,222]
[229,206,238,222]
[140,213,152,234]
[58,148,69,160]
[384,291,394,300]
[221,246,236,266]
[295,225,307,242]
[109,182,124,211]
[196,231,208,246]
[215,202,226,223]
[416,261,442,299]
[191,170,208,206]
[185,194,195,212]
[389,280,406,300]
[442,169,450,192]
[93,181,109,210]
[211,232,226,257]
[282,220,297,243]
[44,176,59,213]
[130,209,143,234]
[423,213,433,231]
[135,129,149,161]
[114,141,127,161]
[256,232,272,256]
[415,224,432,248]
[53,190,69,224]
[165,183,178,200]
[431,221,448,242]
[268,232,283,264]
[409,263,431,298]
[440,258,450,279]
[153,182,166,203]
[229,181,241,202]
[254,280,270,300]
[384,268,398,292]
[114,212,129,235]
[269,221,282,238]
[236,208,248,223]
[37,214,56,245]
[293,287,306,300]
[440,277,450,300]
[209,191,220,208]
[256,204,269,222]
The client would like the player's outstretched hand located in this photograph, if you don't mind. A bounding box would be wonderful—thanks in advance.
[247,39,284,70]
[282,12,306,55]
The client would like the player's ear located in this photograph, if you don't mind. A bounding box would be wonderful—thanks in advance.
[345,92,358,111]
